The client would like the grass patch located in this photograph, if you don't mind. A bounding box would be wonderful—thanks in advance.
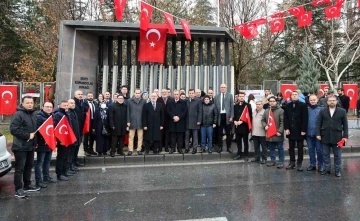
[0,128,13,143]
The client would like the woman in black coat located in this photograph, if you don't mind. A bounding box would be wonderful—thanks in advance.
[92,103,110,156]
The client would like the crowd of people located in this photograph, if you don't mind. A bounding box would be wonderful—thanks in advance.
[9,84,349,199]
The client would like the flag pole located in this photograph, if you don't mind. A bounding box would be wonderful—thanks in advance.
[27,115,53,142]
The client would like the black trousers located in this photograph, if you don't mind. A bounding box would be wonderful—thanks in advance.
[236,133,249,156]
[56,145,69,176]
[289,139,304,164]
[74,135,82,163]
[170,132,184,150]
[83,132,95,151]
[144,140,160,153]
[217,114,232,149]
[68,145,76,169]
[253,136,267,160]
[161,128,170,149]
[111,135,124,154]
[13,151,34,191]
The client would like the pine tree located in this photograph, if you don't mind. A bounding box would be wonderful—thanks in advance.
[296,46,320,94]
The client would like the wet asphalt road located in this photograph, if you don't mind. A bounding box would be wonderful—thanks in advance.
[1,158,360,221]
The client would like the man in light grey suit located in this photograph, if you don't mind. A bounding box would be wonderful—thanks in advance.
[214,84,234,153]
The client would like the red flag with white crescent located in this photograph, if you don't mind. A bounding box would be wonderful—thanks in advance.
[298,11,312,28]
[54,116,77,147]
[114,0,127,21]
[270,18,285,33]
[140,2,153,31]
[266,109,277,138]
[164,12,176,35]
[343,84,358,109]
[82,108,91,134]
[38,116,56,151]
[138,24,168,63]
[318,84,328,97]
[280,84,297,100]
[181,19,191,40]
[287,6,305,18]
[325,4,342,20]
[240,105,252,130]
[0,85,18,115]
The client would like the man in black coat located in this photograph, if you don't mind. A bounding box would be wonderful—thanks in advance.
[157,88,173,152]
[10,96,39,198]
[316,95,348,177]
[35,102,56,189]
[53,101,71,182]
[284,90,308,171]
[67,99,81,174]
[167,90,188,154]
[185,89,202,154]
[108,94,128,157]
[233,92,253,161]
[337,88,350,113]
[143,93,164,154]
[83,92,97,155]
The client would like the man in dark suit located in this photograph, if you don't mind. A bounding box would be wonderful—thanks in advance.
[167,90,187,154]
[214,83,234,153]
[185,89,202,154]
[143,93,164,154]
[316,95,348,177]
[284,90,308,171]
[83,92,97,156]
[233,92,252,161]
[157,88,173,152]
[109,95,128,157]
[337,88,350,113]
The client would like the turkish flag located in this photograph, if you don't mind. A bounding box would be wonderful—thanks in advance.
[266,109,277,138]
[114,0,126,21]
[44,85,51,102]
[325,4,342,20]
[271,12,285,18]
[140,2,153,31]
[164,12,176,35]
[38,116,56,151]
[54,116,77,147]
[240,106,252,130]
[270,18,285,33]
[0,85,18,115]
[281,84,297,100]
[337,138,346,148]
[181,19,191,40]
[234,23,259,39]
[82,108,91,134]
[298,11,312,28]
[288,6,305,18]
[318,84,328,97]
[138,24,168,63]
[310,0,331,6]
[249,18,267,26]
[343,84,358,109]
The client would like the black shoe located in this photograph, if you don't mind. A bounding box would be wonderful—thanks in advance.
[36,182,47,189]
[261,159,267,164]
[75,162,84,167]
[208,150,212,154]
[178,149,183,154]
[321,170,331,175]
[185,149,190,153]
[251,158,260,162]
[286,162,296,170]
[71,166,79,171]
[227,147,232,153]
[165,148,169,152]
[307,166,316,171]
[192,149,197,154]
[169,149,174,154]
[267,162,276,167]
[277,163,284,169]
[233,155,243,160]
[111,152,115,157]
[158,148,162,153]
[217,147,223,153]
[244,156,249,162]
[89,150,98,156]
[117,151,125,156]
[98,153,103,157]
[85,151,91,157]
[127,151,133,156]
[69,170,76,174]
[318,167,324,172]
[335,171,341,177]
[57,175,69,181]
[297,164,303,171]
[24,185,40,192]
[137,151,142,155]
[65,172,74,177]
[43,177,57,183]
[15,189,27,198]
[103,152,108,156]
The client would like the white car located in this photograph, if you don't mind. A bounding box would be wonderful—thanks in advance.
[0,132,12,177]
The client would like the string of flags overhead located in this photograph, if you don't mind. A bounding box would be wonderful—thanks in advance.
[234,0,358,40]
[112,0,192,40]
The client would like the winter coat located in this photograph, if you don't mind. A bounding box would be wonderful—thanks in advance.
[108,102,127,136]
[234,102,252,134]
[316,107,348,145]
[252,109,266,137]
[157,96,174,128]
[74,97,88,132]
[201,102,218,127]
[338,95,350,112]
[10,105,37,152]
[284,101,308,140]
[36,110,53,152]
[167,99,187,133]
[142,102,164,141]
[67,109,81,146]
[127,98,146,129]
[307,105,322,137]
[214,93,234,125]
[93,107,110,153]
[261,105,284,142]
[186,98,202,130]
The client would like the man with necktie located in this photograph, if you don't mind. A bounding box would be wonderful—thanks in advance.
[157,89,174,152]
[83,92,97,156]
